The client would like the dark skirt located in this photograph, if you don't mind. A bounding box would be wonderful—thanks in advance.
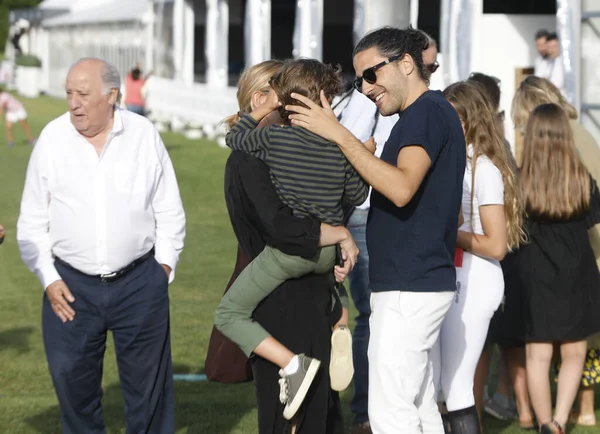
[252,272,344,434]
[487,250,527,348]
[517,220,600,342]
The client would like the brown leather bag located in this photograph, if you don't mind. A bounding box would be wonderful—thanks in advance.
[205,245,254,383]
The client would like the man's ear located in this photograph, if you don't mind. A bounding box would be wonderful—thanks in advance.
[401,54,416,76]
[108,88,119,105]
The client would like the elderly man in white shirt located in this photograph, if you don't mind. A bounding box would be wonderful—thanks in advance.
[17,58,186,434]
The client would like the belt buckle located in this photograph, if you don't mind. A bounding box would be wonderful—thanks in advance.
[100,272,119,283]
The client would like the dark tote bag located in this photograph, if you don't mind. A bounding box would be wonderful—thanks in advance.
[205,245,253,383]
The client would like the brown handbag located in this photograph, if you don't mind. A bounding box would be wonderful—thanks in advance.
[204,245,254,383]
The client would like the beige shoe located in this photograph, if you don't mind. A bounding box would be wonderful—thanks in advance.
[569,411,596,426]
[329,325,354,391]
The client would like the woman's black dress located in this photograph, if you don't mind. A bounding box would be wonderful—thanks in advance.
[515,178,600,342]
[224,151,344,434]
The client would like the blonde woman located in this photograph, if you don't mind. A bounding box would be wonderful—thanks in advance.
[432,81,524,433]
[518,103,600,434]
[513,75,600,428]
[210,60,354,433]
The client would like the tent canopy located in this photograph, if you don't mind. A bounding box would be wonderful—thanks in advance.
[42,0,148,27]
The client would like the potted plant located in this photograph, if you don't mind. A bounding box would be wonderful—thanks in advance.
[15,54,42,98]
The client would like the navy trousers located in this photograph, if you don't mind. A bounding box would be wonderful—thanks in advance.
[43,257,174,434]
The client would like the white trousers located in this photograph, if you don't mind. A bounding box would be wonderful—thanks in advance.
[368,290,454,434]
[432,252,504,411]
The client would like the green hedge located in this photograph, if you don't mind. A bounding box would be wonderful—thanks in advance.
[15,53,41,67]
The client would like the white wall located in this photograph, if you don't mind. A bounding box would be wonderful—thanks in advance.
[470,12,556,149]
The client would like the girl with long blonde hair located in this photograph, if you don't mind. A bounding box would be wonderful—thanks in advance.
[432,81,524,433]
[513,76,600,428]
[517,103,600,434]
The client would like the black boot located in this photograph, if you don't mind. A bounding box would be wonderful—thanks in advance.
[441,413,452,434]
[447,406,481,434]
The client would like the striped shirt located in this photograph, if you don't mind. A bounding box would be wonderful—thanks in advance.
[226,114,368,225]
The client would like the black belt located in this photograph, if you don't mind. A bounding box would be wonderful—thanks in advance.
[54,248,155,283]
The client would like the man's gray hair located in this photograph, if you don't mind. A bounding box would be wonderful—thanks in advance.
[101,61,122,106]
[71,57,122,108]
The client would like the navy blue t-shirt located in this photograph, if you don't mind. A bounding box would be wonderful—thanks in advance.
[367,90,466,292]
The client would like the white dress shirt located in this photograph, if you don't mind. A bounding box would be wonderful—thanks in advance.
[534,55,550,78]
[336,90,398,210]
[548,56,565,96]
[17,109,186,289]
[534,56,565,95]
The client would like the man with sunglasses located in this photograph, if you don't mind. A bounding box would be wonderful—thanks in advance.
[421,31,439,79]
[332,28,440,434]
[287,26,466,434]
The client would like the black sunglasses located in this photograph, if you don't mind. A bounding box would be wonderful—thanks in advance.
[353,55,402,91]
[426,61,439,74]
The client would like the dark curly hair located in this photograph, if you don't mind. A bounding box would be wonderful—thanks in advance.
[353,26,429,84]
[269,58,342,123]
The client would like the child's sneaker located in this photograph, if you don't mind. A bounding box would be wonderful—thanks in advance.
[7,141,14,148]
[278,354,321,420]
[329,325,354,391]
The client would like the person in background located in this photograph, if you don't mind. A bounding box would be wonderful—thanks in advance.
[0,87,36,147]
[544,33,565,95]
[533,29,550,77]
[467,72,532,430]
[0,223,4,245]
[124,64,152,116]
[421,31,439,79]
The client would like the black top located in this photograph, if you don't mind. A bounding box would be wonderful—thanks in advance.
[224,151,344,434]
[368,90,466,292]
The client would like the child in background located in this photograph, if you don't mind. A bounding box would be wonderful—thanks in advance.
[0,87,35,147]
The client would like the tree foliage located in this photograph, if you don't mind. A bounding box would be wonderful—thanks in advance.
[0,0,44,55]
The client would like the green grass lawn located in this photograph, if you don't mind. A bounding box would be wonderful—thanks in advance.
[0,95,599,433]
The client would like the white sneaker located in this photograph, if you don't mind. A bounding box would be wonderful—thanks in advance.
[329,325,354,391]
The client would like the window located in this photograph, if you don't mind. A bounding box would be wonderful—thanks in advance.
[417,0,442,52]
[483,0,556,15]
[323,0,354,85]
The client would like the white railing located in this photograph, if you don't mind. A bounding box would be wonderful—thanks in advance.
[145,76,238,128]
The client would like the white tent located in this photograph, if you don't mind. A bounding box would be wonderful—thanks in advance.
[38,0,74,10]
[36,0,151,97]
